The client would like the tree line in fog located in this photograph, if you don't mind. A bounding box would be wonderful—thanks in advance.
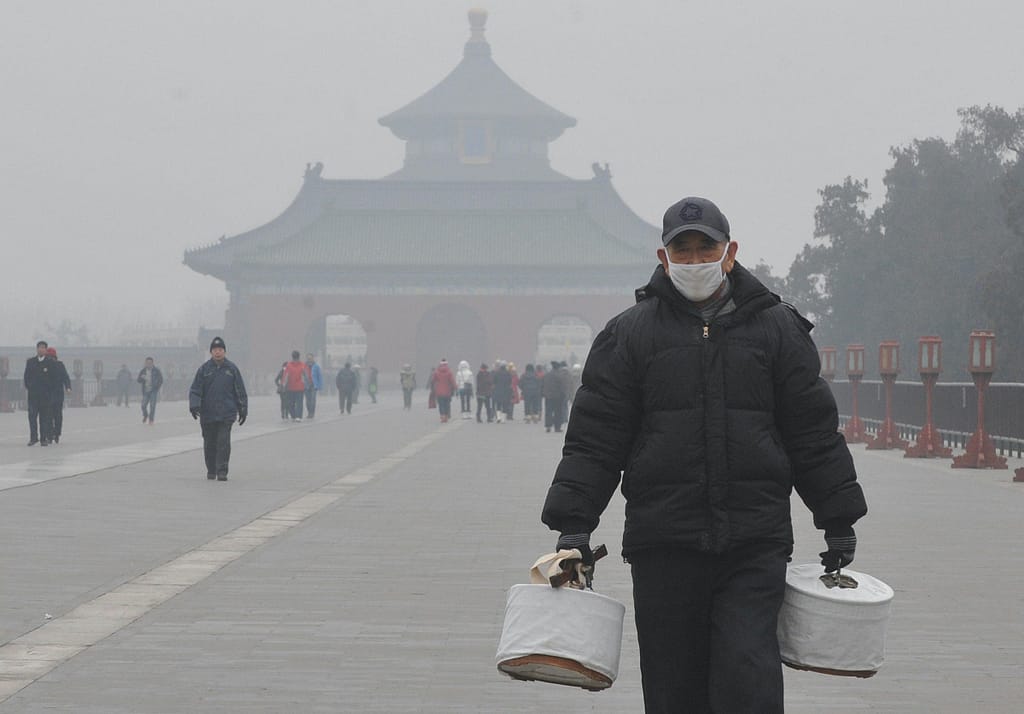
[753,104,1024,380]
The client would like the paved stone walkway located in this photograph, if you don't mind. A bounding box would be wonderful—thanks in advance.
[0,393,1021,712]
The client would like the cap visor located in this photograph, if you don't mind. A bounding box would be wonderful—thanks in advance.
[662,224,728,245]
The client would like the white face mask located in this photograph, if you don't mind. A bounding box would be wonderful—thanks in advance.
[664,242,729,302]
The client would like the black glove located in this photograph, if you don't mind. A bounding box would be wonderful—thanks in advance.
[237,410,247,426]
[556,533,594,567]
[820,523,857,573]
[190,407,200,420]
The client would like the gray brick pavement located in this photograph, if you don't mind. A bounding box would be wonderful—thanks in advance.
[1,395,1022,712]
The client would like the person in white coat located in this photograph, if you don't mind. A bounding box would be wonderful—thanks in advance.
[456,359,475,419]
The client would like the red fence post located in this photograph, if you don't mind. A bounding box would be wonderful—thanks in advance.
[842,344,866,443]
[867,341,908,450]
[952,331,1007,470]
[89,360,107,407]
[905,336,951,458]
[0,357,13,412]
[68,359,87,407]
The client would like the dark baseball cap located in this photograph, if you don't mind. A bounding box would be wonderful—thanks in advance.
[661,196,730,245]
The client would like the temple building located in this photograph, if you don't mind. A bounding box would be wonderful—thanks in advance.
[184,9,657,380]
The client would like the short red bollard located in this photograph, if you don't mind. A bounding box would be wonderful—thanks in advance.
[0,357,13,412]
[68,359,87,408]
[905,336,951,458]
[951,331,1007,470]
[90,360,107,407]
[867,341,909,450]
[842,345,866,443]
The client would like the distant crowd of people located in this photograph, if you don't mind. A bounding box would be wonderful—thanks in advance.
[272,355,378,420]
[422,358,580,431]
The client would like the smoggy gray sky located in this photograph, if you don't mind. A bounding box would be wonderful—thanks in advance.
[2,0,1022,345]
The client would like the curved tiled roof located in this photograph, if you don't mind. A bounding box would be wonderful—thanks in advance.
[239,208,650,269]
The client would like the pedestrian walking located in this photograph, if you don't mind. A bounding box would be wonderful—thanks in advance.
[427,358,457,423]
[475,362,494,423]
[305,353,322,418]
[541,361,568,432]
[45,347,71,443]
[507,362,520,421]
[137,357,164,425]
[335,362,357,414]
[281,351,308,421]
[541,196,867,713]
[367,366,378,404]
[189,336,248,482]
[492,361,511,423]
[518,363,542,423]
[23,341,53,446]
[115,364,133,407]
[456,359,474,419]
[274,362,289,419]
[399,363,416,409]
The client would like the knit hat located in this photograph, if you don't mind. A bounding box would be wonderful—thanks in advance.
[46,347,57,357]
[209,336,226,352]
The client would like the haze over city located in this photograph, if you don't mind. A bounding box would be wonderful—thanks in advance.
[2,0,1022,346]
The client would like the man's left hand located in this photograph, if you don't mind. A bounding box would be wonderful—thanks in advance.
[820,524,856,573]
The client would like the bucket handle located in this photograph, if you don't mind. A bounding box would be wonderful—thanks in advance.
[549,544,608,589]
[819,565,859,590]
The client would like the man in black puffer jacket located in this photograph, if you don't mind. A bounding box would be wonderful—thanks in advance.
[542,196,866,714]
[189,336,248,482]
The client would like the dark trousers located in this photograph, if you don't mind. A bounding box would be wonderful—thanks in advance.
[459,388,473,412]
[525,394,541,417]
[141,391,158,421]
[630,544,789,714]
[476,396,493,422]
[402,388,413,409]
[117,387,131,406]
[544,398,565,430]
[288,391,304,419]
[339,390,353,414]
[305,388,317,417]
[28,395,51,442]
[51,398,64,438]
[436,395,452,418]
[201,420,232,477]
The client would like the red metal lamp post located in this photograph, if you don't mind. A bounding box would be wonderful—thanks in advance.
[0,357,13,412]
[867,341,909,450]
[90,360,107,407]
[68,359,87,408]
[819,347,837,383]
[842,344,866,443]
[904,336,951,458]
[952,331,1006,470]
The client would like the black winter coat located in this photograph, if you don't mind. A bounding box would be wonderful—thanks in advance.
[542,263,867,557]
[23,357,51,398]
[189,358,248,423]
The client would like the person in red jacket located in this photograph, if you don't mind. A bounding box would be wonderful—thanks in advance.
[281,351,309,422]
[427,358,458,423]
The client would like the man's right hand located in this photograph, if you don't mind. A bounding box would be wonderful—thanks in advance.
[189,407,200,420]
[556,533,594,567]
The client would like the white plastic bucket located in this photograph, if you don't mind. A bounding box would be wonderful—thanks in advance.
[777,563,894,677]
[496,584,626,690]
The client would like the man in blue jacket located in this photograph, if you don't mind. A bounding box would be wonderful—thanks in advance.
[304,353,322,418]
[189,337,248,481]
[542,196,866,713]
